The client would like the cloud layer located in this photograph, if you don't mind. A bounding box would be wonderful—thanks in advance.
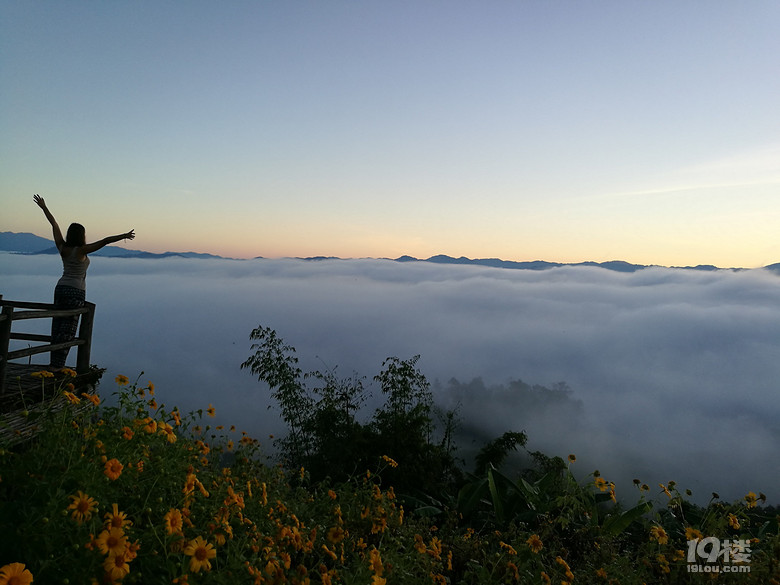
[3,253,778,503]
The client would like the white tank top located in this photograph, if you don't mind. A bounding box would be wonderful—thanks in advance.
[57,247,90,290]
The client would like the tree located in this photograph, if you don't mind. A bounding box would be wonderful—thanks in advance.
[242,327,461,495]
[240,326,312,466]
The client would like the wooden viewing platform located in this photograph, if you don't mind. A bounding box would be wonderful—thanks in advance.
[0,295,104,443]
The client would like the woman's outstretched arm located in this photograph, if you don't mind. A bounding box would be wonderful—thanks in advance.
[33,194,65,250]
[82,229,135,254]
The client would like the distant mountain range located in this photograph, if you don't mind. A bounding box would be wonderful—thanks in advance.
[0,231,225,260]
[3,231,779,274]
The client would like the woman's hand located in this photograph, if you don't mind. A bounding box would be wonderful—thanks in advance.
[125,229,135,241]
[34,193,64,247]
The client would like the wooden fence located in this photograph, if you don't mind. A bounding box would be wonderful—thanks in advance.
[0,294,95,396]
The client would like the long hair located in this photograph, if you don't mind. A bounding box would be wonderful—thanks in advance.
[65,223,86,248]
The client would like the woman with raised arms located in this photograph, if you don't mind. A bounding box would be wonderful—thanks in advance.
[34,194,135,367]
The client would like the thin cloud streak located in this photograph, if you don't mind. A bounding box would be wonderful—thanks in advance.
[604,179,780,200]
[593,143,780,202]
[2,253,778,503]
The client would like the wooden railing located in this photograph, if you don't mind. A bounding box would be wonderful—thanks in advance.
[0,294,96,396]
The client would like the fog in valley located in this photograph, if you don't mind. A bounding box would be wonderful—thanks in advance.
[2,252,778,504]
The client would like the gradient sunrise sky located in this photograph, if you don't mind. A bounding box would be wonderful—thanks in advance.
[2,1,779,266]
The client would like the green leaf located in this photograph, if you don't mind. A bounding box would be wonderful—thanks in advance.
[487,467,505,524]
[602,501,653,536]
[410,505,443,517]
[457,478,489,518]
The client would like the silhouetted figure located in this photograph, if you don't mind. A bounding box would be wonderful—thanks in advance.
[34,194,135,367]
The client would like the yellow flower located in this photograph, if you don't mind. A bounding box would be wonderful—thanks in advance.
[327,526,345,544]
[68,490,98,524]
[371,513,387,534]
[567,454,576,463]
[594,477,608,492]
[369,548,384,576]
[744,492,758,508]
[115,374,129,385]
[105,503,132,529]
[414,534,427,554]
[126,540,140,561]
[81,392,100,406]
[526,534,543,553]
[728,513,740,529]
[0,563,34,585]
[206,404,216,417]
[381,455,398,468]
[103,552,131,581]
[500,541,518,555]
[595,567,607,579]
[659,483,672,498]
[650,525,668,545]
[31,370,54,378]
[141,417,157,434]
[121,426,134,440]
[158,421,177,443]
[685,526,703,541]
[96,527,128,556]
[60,367,78,377]
[184,536,217,573]
[62,391,81,404]
[104,458,124,481]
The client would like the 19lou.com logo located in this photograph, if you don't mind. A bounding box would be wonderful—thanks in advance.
[687,536,752,573]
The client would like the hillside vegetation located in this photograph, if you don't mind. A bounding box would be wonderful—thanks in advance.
[0,327,777,584]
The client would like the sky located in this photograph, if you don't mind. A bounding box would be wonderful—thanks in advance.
[2,252,779,504]
[2,1,779,267]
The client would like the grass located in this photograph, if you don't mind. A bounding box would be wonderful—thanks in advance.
[0,372,778,584]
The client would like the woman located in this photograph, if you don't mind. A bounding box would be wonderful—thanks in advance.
[34,194,135,368]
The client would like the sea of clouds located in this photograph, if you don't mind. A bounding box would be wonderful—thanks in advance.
[2,252,778,504]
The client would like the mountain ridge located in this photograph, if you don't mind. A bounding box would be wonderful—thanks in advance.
[1,231,773,274]
[0,231,226,260]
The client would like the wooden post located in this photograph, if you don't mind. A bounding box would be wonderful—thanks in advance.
[0,302,13,397]
[76,302,95,375]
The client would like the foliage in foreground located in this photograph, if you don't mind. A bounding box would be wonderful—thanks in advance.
[240,325,462,496]
[0,371,778,584]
